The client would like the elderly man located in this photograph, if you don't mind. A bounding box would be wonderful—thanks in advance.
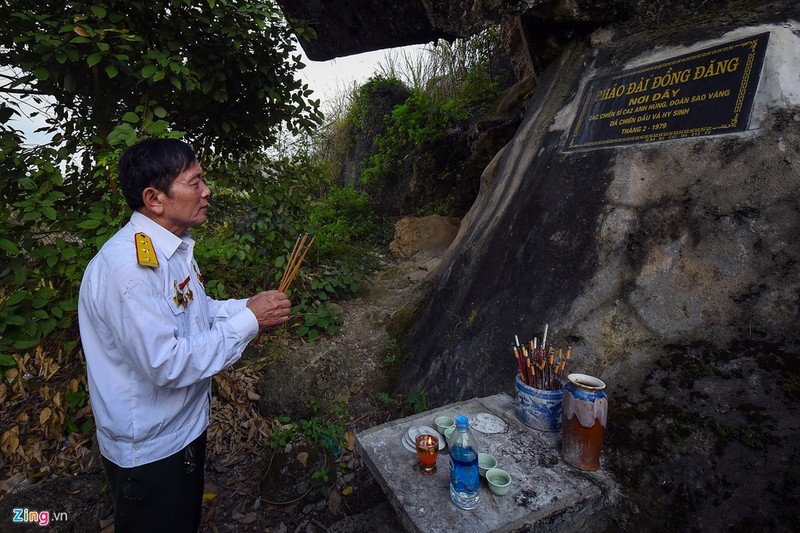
[78,138,290,532]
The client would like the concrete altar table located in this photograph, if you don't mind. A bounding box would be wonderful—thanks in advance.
[355,393,619,532]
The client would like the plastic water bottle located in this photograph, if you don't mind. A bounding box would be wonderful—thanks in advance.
[449,415,480,509]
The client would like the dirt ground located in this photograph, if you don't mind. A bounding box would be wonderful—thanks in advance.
[0,249,441,532]
[197,250,441,533]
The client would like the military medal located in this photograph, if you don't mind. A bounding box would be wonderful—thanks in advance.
[173,276,193,308]
[192,261,204,286]
[134,232,159,268]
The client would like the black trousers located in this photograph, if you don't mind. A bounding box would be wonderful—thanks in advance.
[102,431,206,533]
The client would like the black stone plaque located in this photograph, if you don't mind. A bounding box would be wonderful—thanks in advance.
[565,32,770,151]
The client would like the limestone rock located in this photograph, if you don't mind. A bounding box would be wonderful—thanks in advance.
[393,8,800,530]
[389,215,460,260]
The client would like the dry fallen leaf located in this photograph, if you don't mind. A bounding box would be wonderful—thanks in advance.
[0,426,20,456]
[345,431,356,452]
[44,362,60,381]
[40,407,52,426]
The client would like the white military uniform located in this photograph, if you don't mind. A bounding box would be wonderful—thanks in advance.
[78,211,259,468]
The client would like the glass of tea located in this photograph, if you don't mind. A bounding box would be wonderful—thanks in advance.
[415,433,438,475]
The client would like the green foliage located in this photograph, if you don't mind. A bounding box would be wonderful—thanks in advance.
[358,86,470,215]
[289,259,370,341]
[0,131,124,359]
[0,0,322,158]
[310,467,330,484]
[0,0,326,363]
[361,88,462,189]
[381,338,401,366]
[347,76,410,131]
[782,376,800,401]
[377,392,393,405]
[407,389,428,414]
[268,415,294,449]
[268,403,347,456]
[309,185,388,262]
[317,28,511,217]
[192,150,322,297]
[293,302,341,342]
[467,307,479,326]
[0,2,372,369]
[64,379,94,435]
[332,75,410,204]
[457,65,506,115]
[191,152,375,342]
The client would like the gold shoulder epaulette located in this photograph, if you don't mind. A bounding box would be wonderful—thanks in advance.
[134,232,160,268]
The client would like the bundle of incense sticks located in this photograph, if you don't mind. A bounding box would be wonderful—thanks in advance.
[278,233,315,293]
[253,234,315,348]
[513,326,571,390]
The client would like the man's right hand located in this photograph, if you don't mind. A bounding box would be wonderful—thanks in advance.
[246,290,291,329]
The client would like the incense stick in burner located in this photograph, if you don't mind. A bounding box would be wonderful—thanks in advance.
[514,347,526,383]
[511,328,570,390]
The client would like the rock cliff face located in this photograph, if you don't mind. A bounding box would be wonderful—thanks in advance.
[279,0,746,60]
[278,0,800,529]
[403,7,800,401]
[392,3,800,529]
[274,0,453,60]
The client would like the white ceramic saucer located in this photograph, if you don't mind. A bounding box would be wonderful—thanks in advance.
[402,426,444,452]
[468,413,507,434]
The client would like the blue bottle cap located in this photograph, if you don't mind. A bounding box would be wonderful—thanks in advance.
[455,415,469,429]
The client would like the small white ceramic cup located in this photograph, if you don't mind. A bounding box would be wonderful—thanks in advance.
[486,468,512,496]
[434,415,455,436]
[443,426,455,446]
[478,453,497,477]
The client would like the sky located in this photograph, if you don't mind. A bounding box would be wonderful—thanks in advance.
[298,43,429,117]
[297,48,395,107]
